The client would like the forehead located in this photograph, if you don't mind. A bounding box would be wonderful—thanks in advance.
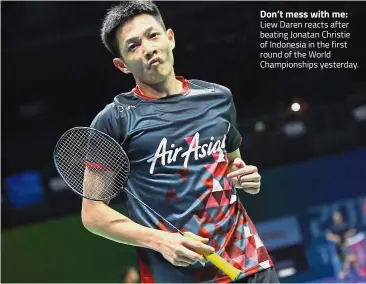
[118,14,163,43]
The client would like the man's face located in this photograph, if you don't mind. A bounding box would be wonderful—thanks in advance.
[116,14,175,84]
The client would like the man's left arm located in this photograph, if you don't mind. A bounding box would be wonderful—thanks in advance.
[227,148,261,195]
[224,92,261,194]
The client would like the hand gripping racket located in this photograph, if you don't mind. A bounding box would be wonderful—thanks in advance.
[53,127,243,281]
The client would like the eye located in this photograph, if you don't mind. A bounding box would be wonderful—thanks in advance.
[150,32,159,39]
[128,44,137,51]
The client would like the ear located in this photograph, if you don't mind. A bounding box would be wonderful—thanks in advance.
[166,28,175,50]
[113,58,130,74]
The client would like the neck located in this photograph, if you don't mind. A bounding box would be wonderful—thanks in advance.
[135,71,182,99]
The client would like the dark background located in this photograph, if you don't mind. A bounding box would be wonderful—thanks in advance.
[2,1,366,178]
[2,1,366,283]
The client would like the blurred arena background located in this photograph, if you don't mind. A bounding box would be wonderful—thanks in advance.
[2,1,366,283]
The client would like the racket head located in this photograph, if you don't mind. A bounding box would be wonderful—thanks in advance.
[53,127,130,201]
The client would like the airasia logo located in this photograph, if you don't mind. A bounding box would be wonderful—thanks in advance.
[147,132,227,174]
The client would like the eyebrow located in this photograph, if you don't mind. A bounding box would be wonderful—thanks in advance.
[125,26,155,44]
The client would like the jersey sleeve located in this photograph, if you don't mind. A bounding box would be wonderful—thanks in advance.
[87,103,124,169]
[226,95,242,153]
[90,103,122,143]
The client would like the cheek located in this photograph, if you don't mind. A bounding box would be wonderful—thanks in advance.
[128,59,144,72]
[161,42,173,57]
[163,48,174,67]
[166,47,174,59]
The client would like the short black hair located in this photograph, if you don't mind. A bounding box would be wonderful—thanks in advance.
[101,1,166,58]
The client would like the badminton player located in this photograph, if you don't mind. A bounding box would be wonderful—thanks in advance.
[326,211,359,279]
[81,1,278,283]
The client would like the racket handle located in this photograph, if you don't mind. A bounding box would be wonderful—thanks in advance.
[202,251,242,281]
[184,233,242,281]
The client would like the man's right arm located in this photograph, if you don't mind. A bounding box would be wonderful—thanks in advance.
[82,199,161,248]
[81,199,215,266]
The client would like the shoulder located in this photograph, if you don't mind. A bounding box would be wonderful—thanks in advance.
[114,90,140,107]
[93,91,139,121]
[188,79,233,97]
[93,102,117,121]
[90,102,120,133]
[91,100,126,141]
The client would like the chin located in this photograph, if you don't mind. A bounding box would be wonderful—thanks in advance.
[143,75,165,85]
[155,62,173,76]
[145,71,171,84]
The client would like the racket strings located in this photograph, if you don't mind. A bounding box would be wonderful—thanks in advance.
[55,128,128,200]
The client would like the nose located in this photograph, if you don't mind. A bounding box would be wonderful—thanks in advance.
[142,40,156,59]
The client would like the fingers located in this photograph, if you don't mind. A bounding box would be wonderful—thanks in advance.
[241,182,261,188]
[238,173,261,182]
[227,160,261,192]
[177,255,202,265]
[233,158,245,168]
[244,187,260,195]
[169,244,211,267]
[228,158,245,175]
[177,246,206,263]
[172,259,191,267]
[172,258,207,267]
[184,232,209,243]
[228,171,261,188]
[161,232,216,268]
[241,179,261,193]
[227,165,258,178]
[183,238,216,255]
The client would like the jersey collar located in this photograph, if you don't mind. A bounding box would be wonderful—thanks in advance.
[133,76,190,100]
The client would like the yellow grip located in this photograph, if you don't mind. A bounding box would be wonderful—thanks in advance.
[184,233,242,281]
